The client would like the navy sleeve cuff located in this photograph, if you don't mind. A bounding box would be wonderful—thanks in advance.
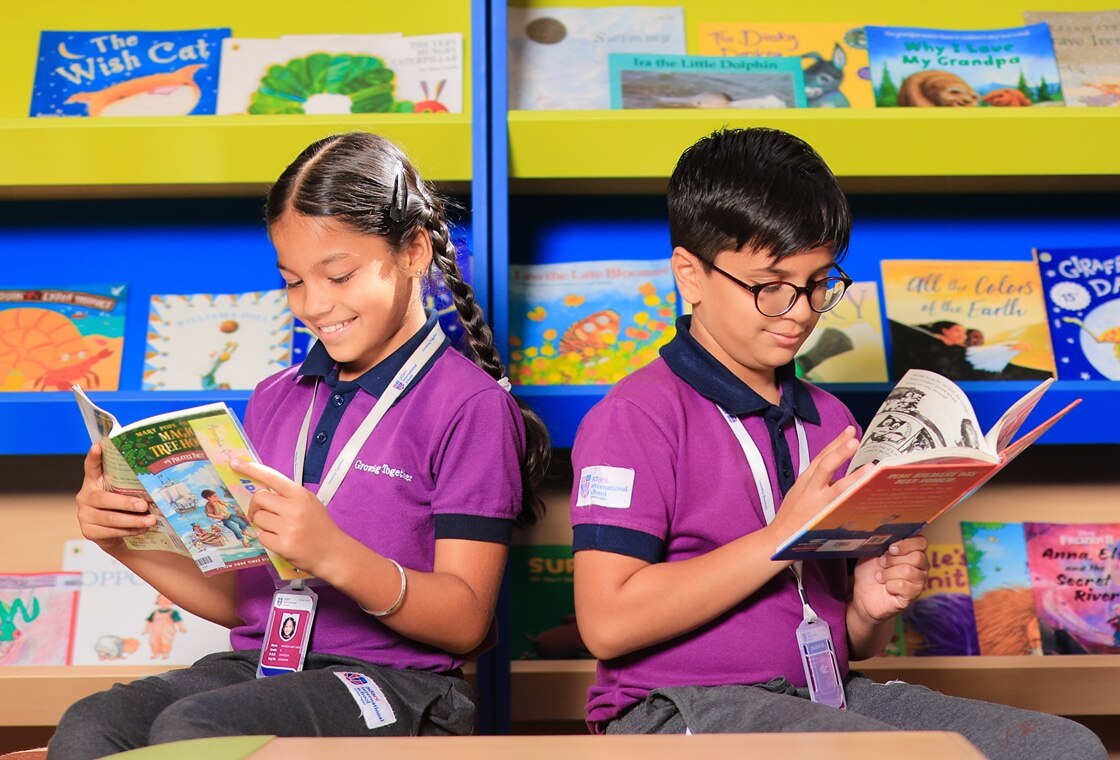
[435,514,514,544]
[572,524,663,564]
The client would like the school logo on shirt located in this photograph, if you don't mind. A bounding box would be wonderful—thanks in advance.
[576,466,635,509]
[354,459,414,482]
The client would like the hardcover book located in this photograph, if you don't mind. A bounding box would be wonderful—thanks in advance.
[144,289,293,391]
[1023,10,1120,106]
[30,29,230,117]
[608,53,806,109]
[866,23,1064,108]
[881,258,1056,382]
[0,573,81,666]
[0,284,127,392]
[508,5,686,110]
[696,22,873,108]
[1023,522,1120,654]
[507,258,679,386]
[1035,246,1120,380]
[72,386,306,582]
[772,369,1078,560]
[796,280,888,383]
[901,541,981,656]
[961,521,1042,656]
[63,539,230,665]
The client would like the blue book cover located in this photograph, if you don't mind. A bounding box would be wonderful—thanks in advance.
[608,52,808,109]
[866,23,1063,107]
[30,28,230,117]
[1036,246,1120,380]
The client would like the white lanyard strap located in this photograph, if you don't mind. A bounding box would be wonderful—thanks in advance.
[719,406,819,623]
[295,323,446,508]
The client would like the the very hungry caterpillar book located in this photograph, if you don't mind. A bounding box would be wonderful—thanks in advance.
[72,385,307,582]
[772,369,1079,560]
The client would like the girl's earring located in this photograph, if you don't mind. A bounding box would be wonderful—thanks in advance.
[416,269,423,277]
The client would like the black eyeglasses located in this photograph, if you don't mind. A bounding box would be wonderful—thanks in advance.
[708,262,852,317]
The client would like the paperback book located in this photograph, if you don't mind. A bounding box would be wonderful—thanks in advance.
[901,541,981,656]
[63,539,231,665]
[30,28,230,117]
[508,259,679,386]
[144,289,293,391]
[608,53,806,109]
[1023,10,1120,106]
[1024,522,1120,654]
[696,22,873,108]
[509,544,589,660]
[881,258,1056,382]
[72,385,306,582]
[1035,246,1120,380]
[866,23,1064,107]
[795,280,888,383]
[508,5,686,110]
[0,573,81,666]
[0,283,127,392]
[772,369,1079,560]
[961,521,1042,656]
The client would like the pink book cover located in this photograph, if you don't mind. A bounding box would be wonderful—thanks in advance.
[0,572,82,665]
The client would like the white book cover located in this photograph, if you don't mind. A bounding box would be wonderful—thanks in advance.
[143,289,292,391]
[217,33,462,114]
[63,540,231,665]
[508,6,686,110]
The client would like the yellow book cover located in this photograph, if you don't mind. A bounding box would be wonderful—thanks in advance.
[696,22,872,107]
[796,281,888,382]
[881,259,1056,382]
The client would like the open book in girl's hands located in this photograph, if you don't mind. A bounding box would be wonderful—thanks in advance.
[771,369,1080,560]
[72,385,307,581]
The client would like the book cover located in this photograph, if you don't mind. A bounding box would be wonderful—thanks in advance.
[62,540,230,665]
[0,284,127,392]
[901,541,981,656]
[608,53,806,109]
[1023,10,1120,107]
[866,23,1064,108]
[217,33,462,115]
[508,5,686,110]
[1023,522,1120,654]
[1035,246,1120,380]
[0,573,81,666]
[772,370,1079,560]
[144,289,293,391]
[696,22,873,108]
[508,259,679,386]
[30,29,230,117]
[796,281,888,383]
[881,259,1056,382]
[961,521,1042,656]
[509,544,589,660]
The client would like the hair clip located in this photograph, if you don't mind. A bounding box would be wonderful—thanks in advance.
[389,162,408,224]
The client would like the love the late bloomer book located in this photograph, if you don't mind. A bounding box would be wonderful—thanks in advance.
[772,369,1079,560]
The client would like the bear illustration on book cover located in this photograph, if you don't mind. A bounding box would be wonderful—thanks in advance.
[1036,246,1120,380]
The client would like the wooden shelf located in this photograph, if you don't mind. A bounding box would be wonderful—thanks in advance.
[0,665,174,726]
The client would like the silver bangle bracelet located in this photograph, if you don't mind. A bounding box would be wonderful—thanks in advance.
[361,558,407,618]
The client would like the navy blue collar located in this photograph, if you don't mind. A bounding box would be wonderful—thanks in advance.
[660,315,819,423]
[296,309,448,397]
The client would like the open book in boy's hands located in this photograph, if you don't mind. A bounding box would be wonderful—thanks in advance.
[72,385,309,581]
[771,369,1080,560]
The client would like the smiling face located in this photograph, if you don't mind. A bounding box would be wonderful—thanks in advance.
[272,213,430,380]
[673,244,836,401]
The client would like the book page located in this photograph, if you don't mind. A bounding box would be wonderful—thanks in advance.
[847,369,989,473]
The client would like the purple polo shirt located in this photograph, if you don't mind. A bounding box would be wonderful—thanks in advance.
[231,312,525,671]
[570,317,859,731]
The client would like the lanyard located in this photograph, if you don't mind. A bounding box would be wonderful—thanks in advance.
[718,406,820,623]
[294,323,446,508]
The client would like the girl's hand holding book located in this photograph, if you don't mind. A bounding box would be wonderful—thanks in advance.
[76,442,157,551]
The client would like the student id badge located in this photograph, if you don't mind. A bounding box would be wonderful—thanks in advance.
[796,617,846,709]
[257,582,318,678]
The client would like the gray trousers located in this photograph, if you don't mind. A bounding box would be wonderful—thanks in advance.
[607,674,1107,760]
[48,650,475,760]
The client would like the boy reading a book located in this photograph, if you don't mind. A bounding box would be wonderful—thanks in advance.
[569,127,1105,759]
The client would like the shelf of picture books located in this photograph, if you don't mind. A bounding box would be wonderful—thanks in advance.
[2,2,473,191]
[503,3,1120,186]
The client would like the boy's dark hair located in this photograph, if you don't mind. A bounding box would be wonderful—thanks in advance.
[265,131,550,527]
[667,127,851,266]
[200,489,215,499]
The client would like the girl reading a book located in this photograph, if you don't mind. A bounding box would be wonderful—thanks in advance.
[54,131,550,756]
